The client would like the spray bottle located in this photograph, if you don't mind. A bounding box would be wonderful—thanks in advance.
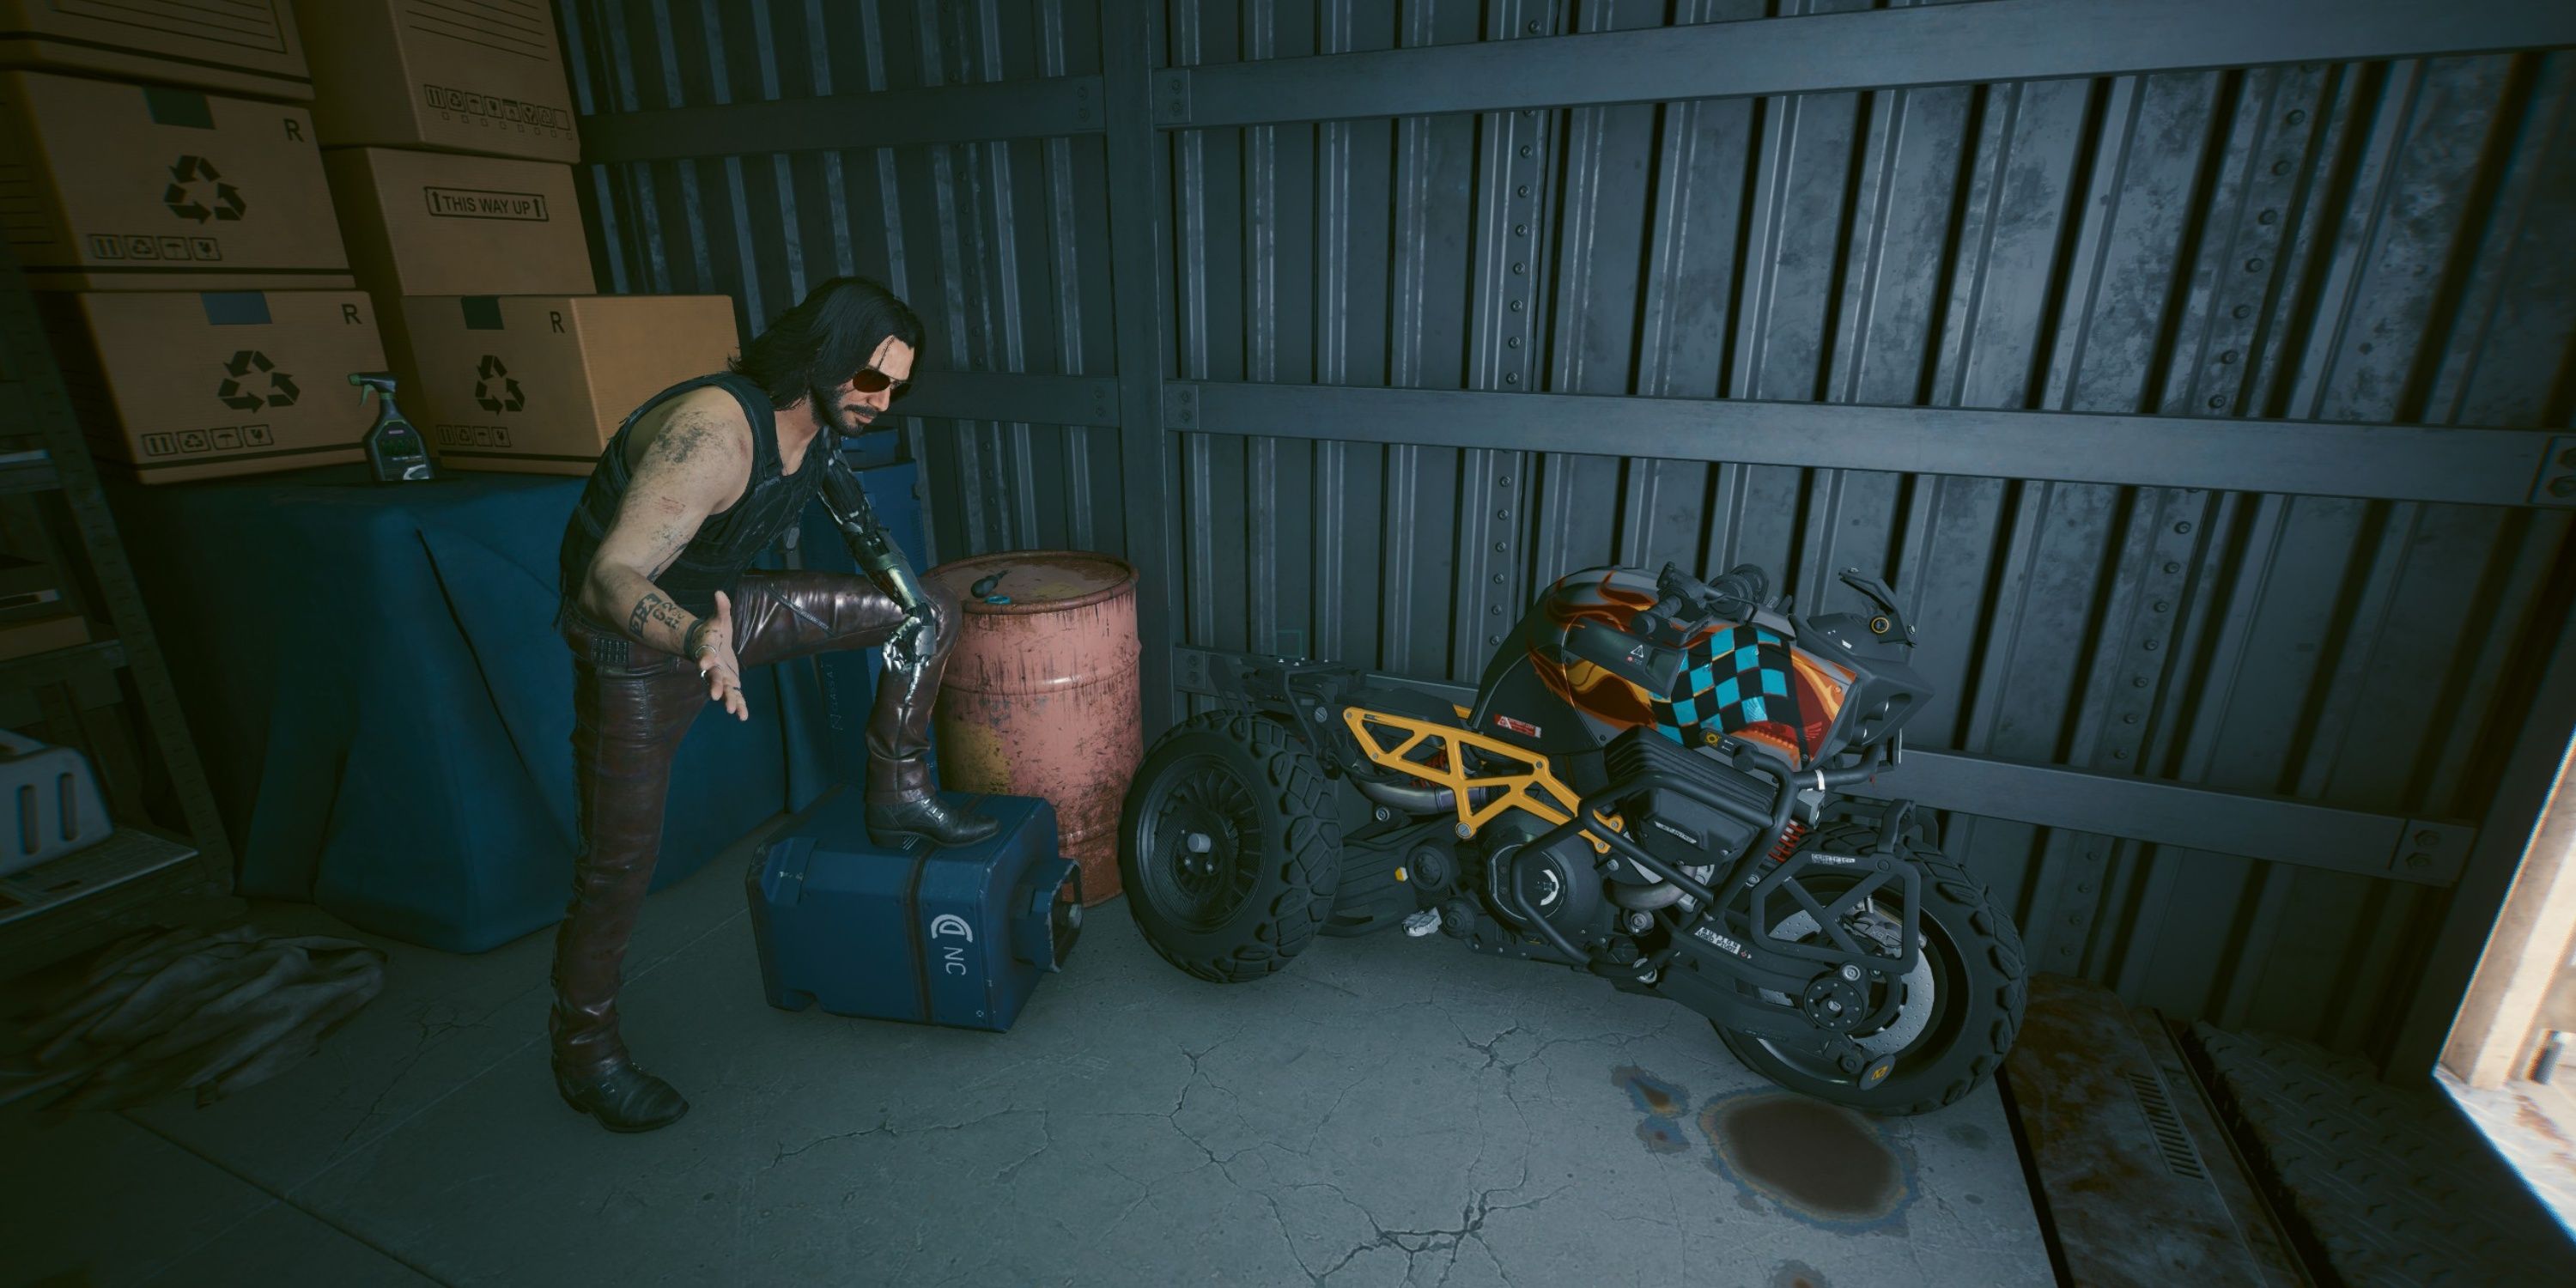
[351,372,437,483]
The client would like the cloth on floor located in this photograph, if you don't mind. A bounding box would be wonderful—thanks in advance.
[0,924,386,1115]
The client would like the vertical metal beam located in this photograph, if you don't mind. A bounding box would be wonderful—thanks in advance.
[1454,0,1558,685]
[1310,0,1355,662]
[1038,0,1097,551]
[1102,0,1182,734]
[2385,583,2576,1084]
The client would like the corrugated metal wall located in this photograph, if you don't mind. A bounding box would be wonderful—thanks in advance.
[557,0,1122,557]
[558,0,2576,1064]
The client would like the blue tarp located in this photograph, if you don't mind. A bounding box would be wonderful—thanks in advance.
[106,454,923,953]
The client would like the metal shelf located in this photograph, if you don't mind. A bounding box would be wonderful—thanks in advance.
[0,828,198,929]
[0,639,125,692]
[0,228,238,970]
[0,447,61,495]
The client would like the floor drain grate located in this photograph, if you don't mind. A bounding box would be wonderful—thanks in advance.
[2126,1069,2208,1180]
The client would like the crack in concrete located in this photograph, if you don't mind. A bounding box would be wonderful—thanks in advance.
[1100,1172,1170,1236]
[1170,1037,1233,1118]
[334,999,492,1147]
[771,1103,1036,1166]
[1300,1068,1382,1157]
[1463,1024,1526,1072]
[1443,1004,1695,1092]
[993,1110,1054,1185]
[1493,1018,1686,1078]
[1307,1164,1571,1286]
[772,1110,893,1164]
[1292,971,1366,1000]
[1255,1188,1322,1282]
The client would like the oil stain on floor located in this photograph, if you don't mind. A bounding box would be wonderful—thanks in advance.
[1613,1065,1917,1233]
[1699,1089,1916,1230]
[1769,1259,1832,1288]
[1612,1066,1695,1154]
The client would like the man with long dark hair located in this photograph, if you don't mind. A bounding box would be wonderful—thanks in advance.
[548,276,996,1132]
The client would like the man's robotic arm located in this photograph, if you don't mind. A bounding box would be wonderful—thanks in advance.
[820,452,938,665]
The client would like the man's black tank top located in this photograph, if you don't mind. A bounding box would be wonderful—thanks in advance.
[556,372,825,620]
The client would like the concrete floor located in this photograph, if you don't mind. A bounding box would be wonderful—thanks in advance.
[5,817,2054,1287]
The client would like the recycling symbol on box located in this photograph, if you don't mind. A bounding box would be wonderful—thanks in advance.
[164,155,246,223]
[216,349,298,410]
[474,355,525,413]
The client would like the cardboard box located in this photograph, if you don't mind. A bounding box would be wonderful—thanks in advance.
[401,295,739,476]
[0,0,311,100]
[0,70,349,289]
[324,149,591,297]
[41,289,385,483]
[293,0,578,161]
[323,147,593,401]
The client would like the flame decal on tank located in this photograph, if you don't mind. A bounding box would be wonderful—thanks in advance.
[1525,566,1861,769]
[1534,658,1660,732]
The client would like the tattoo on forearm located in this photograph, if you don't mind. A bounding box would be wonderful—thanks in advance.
[626,591,691,641]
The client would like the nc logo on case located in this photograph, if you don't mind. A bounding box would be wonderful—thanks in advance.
[929,914,975,978]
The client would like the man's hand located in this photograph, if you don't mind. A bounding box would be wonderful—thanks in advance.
[690,590,749,720]
[886,602,937,668]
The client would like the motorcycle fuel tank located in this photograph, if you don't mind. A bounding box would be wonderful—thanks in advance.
[1511,566,1857,769]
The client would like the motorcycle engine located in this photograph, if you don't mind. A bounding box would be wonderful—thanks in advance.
[1601,728,1773,909]
[1478,730,1781,945]
[1484,818,1606,937]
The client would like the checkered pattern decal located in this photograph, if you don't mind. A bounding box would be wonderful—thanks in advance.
[1653,624,1804,752]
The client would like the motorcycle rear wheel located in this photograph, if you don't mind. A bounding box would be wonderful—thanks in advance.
[1716,822,2026,1115]
[1118,710,1345,983]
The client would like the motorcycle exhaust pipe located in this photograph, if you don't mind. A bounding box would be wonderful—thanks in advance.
[1353,778,1456,813]
[1608,881,1683,911]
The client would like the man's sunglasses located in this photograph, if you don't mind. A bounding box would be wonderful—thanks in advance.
[853,368,912,401]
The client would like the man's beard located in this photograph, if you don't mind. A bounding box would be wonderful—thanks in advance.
[807,380,871,434]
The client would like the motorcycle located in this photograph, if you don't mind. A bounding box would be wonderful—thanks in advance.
[1116,562,2026,1113]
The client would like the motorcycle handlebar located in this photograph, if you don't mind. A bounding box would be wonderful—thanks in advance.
[1705,565,1768,611]
[1660,562,1771,621]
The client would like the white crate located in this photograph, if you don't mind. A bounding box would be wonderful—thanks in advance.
[0,728,113,877]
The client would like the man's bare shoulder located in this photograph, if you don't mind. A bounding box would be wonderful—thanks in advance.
[625,386,753,475]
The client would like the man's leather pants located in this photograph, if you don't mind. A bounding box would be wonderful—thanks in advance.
[549,571,963,1078]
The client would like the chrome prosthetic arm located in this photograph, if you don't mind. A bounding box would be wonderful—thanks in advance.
[821,452,937,665]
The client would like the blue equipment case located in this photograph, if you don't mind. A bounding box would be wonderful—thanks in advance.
[747,788,1083,1032]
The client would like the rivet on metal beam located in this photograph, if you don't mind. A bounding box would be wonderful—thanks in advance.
[1154,70,1193,125]
[2534,436,2576,507]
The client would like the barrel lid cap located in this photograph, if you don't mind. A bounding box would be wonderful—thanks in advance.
[929,550,1139,615]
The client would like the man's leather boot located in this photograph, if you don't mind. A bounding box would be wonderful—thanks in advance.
[866,753,1000,847]
[861,629,998,847]
[556,1060,689,1133]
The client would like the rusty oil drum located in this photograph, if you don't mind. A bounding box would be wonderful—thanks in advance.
[927,551,1142,906]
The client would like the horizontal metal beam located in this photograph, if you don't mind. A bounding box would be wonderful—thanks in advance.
[1170,647,2476,885]
[1838,748,2471,887]
[581,76,1103,162]
[1167,381,2573,509]
[1157,0,2576,128]
[896,372,1121,428]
